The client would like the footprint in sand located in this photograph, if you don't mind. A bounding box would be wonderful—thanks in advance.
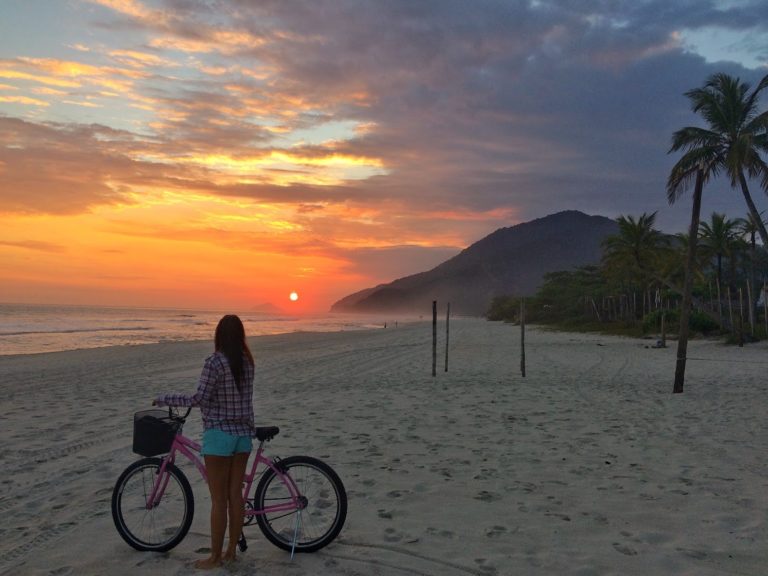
[485,525,507,538]
[474,490,502,502]
[383,527,406,542]
[613,542,638,556]
[474,557,499,575]
[387,490,409,498]
[426,526,455,539]
[676,547,707,560]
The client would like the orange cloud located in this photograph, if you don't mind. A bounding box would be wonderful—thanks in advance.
[0,239,66,252]
[62,99,103,108]
[31,87,68,96]
[85,0,162,24]
[108,49,178,68]
[149,32,266,55]
[0,95,49,106]
[0,68,81,88]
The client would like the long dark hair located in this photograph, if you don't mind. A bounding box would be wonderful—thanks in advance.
[214,314,254,392]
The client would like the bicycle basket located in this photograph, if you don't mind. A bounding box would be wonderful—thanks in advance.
[132,409,181,457]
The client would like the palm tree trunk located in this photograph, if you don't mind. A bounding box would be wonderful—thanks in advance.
[749,233,756,335]
[674,169,704,394]
[739,172,768,246]
[716,279,722,325]
[727,286,734,333]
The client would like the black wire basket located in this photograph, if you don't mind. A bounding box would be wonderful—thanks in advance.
[132,409,181,457]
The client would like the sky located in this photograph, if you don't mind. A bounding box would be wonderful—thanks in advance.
[1,0,768,313]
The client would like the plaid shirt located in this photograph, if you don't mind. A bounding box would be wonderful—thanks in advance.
[157,352,255,437]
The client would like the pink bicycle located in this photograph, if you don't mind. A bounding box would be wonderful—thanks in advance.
[111,408,347,555]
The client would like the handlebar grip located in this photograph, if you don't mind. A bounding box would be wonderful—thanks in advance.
[167,406,192,421]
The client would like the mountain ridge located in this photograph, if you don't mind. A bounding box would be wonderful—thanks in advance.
[330,210,619,315]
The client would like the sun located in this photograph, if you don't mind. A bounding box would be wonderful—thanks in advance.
[289,291,299,302]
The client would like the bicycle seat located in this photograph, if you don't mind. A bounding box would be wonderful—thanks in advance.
[255,426,280,441]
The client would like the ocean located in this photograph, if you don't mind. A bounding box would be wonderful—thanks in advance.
[0,303,396,356]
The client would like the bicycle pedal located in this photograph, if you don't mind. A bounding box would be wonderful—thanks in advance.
[238,534,248,552]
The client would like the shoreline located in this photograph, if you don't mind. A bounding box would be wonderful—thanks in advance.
[0,309,416,357]
[2,319,768,575]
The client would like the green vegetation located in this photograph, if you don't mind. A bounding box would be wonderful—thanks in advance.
[488,71,768,366]
[486,211,768,340]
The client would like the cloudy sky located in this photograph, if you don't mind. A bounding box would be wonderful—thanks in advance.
[1,0,768,312]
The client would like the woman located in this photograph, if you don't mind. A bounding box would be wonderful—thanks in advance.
[155,314,255,569]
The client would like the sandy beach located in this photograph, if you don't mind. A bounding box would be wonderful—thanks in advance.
[1,317,768,576]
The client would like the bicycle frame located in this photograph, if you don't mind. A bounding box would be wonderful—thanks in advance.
[146,430,303,519]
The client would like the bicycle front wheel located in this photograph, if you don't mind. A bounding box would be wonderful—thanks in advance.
[111,457,194,552]
[254,455,347,552]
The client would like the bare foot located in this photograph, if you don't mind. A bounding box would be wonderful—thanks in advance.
[222,550,236,564]
[193,557,223,570]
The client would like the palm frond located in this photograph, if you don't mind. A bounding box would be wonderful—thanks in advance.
[666,149,719,204]
[668,126,720,153]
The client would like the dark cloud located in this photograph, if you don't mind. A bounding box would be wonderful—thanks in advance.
[0,117,136,214]
[3,0,768,235]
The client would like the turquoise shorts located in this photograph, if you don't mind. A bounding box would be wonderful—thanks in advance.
[201,428,253,457]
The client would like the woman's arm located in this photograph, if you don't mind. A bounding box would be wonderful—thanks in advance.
[155,355,220,407]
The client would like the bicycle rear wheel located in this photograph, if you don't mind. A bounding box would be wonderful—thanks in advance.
[111,457,194,552]
[254,455,347,552]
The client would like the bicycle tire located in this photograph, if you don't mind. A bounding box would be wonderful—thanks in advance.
[111,457,194,552]
[254,455,347,553]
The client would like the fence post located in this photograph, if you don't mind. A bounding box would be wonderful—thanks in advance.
[764,281,768,337]
[738,288,744,347]
[432,300,437,377]
[444,303,450,372]
[520,298,526,378]
[727,286,734,333]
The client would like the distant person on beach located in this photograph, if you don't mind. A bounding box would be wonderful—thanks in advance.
[154,314,255,570]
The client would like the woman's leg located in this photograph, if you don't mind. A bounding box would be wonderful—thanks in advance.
[196,455,232,570]
[223,451,250,562]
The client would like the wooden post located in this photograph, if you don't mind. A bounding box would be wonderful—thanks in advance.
[591,298,601,322]
[633,291,637,320]
[432,300,437,377]
[674,168,704,394]
[727,286,734,333]
[764,281,768,337]
[520,298,526,378]
[746,281,754,336]
[738,288,744,347]
[444,303,450,372]
[661,312,666,347]
[716,280,723,326]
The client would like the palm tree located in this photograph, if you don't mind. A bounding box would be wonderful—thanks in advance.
[699,212,742,324]
[672,72,768,247]
[666,232,708,291]
[667,164,708,394]
[602,212,669,319]
[602,212,668,277]
[668,71,768,393]
[737,211,766,333]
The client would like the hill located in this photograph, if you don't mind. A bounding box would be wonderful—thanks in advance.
[330,210,619,316]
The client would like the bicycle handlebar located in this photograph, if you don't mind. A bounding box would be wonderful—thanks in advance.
[167,406,192,421]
